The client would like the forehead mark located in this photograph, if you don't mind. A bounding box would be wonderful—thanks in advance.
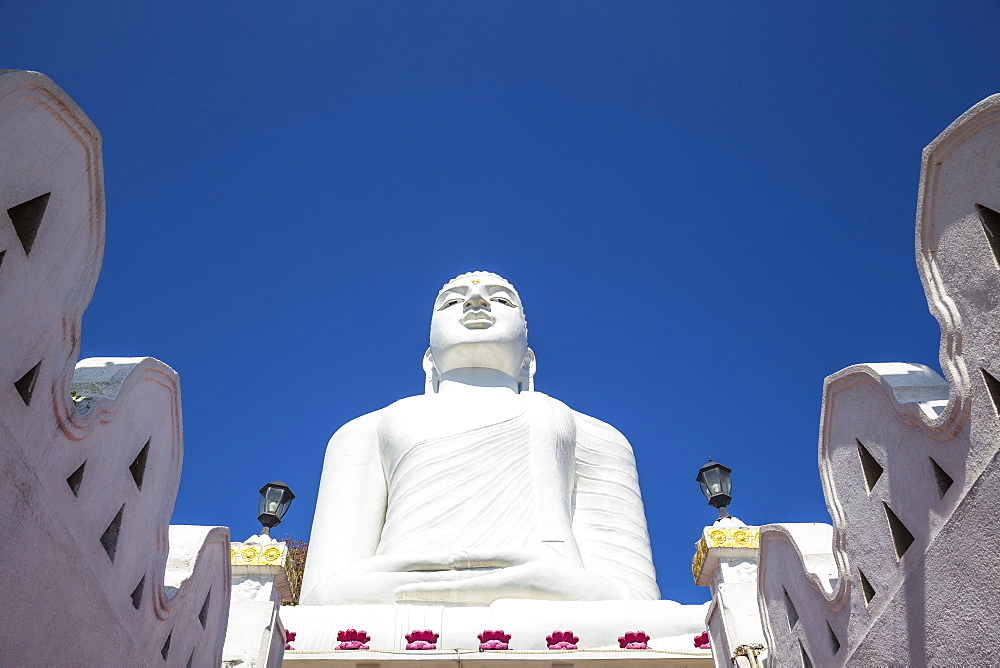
[435,277,521,307]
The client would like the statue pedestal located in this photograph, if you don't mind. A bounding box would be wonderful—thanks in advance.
[283,648,713,666]
[280,599,709,654]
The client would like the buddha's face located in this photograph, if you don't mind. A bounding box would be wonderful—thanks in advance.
[430,274,528,378]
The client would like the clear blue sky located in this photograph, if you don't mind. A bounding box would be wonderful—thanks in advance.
[5,2,999,604]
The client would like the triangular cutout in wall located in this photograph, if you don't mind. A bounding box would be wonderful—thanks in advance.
[14,361,42,406]
[7,192,50,255]
[976,203,1000,268]
[66,462,86,496]
[981,368,1000,415]
[857,439,884,493]
[100,504,125,562]
[130,440,150,489]
[859,568,876,604]
[930,457,954,498]
[883,502,915,559]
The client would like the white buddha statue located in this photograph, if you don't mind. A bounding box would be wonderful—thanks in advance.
[300,271,660,607]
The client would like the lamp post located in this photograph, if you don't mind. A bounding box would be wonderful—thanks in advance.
[696,459,733,520]
[693,459,767,665]
[257,481,295,537]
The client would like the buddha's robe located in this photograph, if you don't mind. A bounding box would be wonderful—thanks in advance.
[301,391,659,603]
[377,410,541,555]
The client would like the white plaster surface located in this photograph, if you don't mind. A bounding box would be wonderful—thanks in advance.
[705,579,764,668]
[282,600,709,652]
[711,516,747,529]
[0,70,230,666]
[244,533,281,545]
[232,575,278,603]
[694,526,766,668]
[226,541,294,666]
[284,651,712,667]
[756,95,1000,665]
[223,599,286,668]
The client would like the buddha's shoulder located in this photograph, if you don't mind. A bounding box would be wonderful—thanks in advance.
[526,393,632,446]
[329,405,389,441]
[368,394,456,428]
[381,393,437,414]
[519,391,587,420]
[331,395,427,430]
[520,390,568,409]
[572,408,633,451]
[375,392,567,424]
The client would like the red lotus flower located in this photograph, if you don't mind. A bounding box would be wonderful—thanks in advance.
[546,630,579,650]
[285,630,296,642]
[284,643,294,650]
[337,629,370,642]
[335,628,370,650]
[618,630,650,649]
[405,629,439,650]
[478,630,511,650]
[694,631,711,649]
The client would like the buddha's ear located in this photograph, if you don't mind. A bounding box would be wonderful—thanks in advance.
[518,348,536,392]
[423,348,440,394]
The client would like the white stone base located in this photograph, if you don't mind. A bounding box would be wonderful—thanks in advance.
[280,600,709,653]
[283,648,713,666]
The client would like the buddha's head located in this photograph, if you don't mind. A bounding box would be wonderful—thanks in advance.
[428,271,530,381]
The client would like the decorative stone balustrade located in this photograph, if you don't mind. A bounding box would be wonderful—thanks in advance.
[755,94,1000,667]
[692,526,760,586]
[230,541,295,603]
[0,69,231,667]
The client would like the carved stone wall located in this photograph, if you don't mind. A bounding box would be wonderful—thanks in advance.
[757,95,1000,666]
[0,69,230,666]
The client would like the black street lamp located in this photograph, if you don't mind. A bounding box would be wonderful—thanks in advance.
[257,481,295,536]
[696,459,733,520]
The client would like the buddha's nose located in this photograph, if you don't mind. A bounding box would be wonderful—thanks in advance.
[464,292,489,310]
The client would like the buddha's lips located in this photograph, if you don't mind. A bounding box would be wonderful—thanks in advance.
[461,312,495,327]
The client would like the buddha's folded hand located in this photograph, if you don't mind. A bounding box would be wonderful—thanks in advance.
[392,548,622,604]
[308,552,504,605]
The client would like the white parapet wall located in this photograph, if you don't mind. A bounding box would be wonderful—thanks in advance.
[756,95,1000,665]
[0,69,231,666]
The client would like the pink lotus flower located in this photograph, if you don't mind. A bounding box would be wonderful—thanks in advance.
[694,631,711,649]
[335,629,370,650]
[405,629,439,650]
[285,630,296,642]
[618,631,650,649]
[546,630,579,650]
[478,630,511,651]
[284,643,294,650]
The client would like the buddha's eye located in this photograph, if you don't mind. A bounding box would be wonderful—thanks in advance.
[491,297,516,307]
[438,298,462,310]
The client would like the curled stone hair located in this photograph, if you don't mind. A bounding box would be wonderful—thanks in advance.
[440,270,515,293]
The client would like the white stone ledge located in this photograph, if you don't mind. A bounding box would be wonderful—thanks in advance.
[283,647,713,666]
[280,600,708,653]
